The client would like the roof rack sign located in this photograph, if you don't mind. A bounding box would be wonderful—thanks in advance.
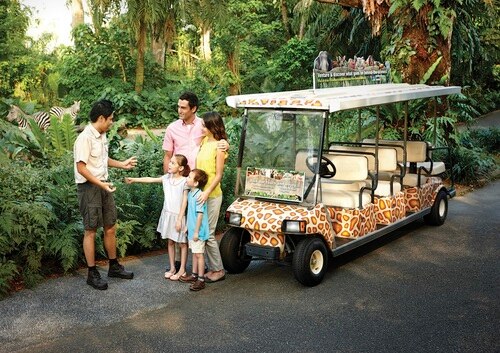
[313,51,391,89]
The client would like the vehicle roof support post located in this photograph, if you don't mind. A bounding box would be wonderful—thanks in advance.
[313,111,329,205]
[357,109,362,142]
[432,98,438,147]
[235,109,250,195]
[403,101,409,176]
[375,106,380,175]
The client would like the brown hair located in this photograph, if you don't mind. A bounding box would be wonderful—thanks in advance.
[202,111,227,141]
[191,168,208,190]
[173,154,191,177]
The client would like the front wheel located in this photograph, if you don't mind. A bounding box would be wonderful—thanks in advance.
[292,237,328,286]
[424,189,448,226]
[220,228,252,273]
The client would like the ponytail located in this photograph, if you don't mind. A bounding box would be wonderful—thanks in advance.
[174,154,190,177]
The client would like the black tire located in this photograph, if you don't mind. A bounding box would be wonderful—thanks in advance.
[424,189,448,226]
[220,228,252,273]
[292,237,328,287]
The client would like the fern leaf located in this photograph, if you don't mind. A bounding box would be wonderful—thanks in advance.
[420,56,443,84]
[61,114,77,150]
[49,116,65,157]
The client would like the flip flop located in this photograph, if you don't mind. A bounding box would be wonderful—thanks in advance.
[164,270,176,279]
[170,272,185,281]
[204,274,226,283]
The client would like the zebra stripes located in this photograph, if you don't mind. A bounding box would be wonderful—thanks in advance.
[49,101,80,121]
[6,105,51,130]
[5,101,81,131]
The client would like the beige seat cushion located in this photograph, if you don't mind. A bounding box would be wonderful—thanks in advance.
[321,189,372,208]
[365,179,402,197]
[406,161,446,175]
[403,173,428,187]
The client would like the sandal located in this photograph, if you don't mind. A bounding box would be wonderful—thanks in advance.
[164,270,176,279]
[170,272,185,281]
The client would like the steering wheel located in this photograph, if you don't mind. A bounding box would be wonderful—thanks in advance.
[306,155,336,179]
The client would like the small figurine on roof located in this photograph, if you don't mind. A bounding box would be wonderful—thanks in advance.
[314,51,333,72]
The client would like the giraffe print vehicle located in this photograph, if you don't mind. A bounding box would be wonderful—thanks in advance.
[222,83,460,286]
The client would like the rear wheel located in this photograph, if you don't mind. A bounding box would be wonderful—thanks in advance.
[424,189,448,226]
[292,237,328,286]
[220,228,252,273]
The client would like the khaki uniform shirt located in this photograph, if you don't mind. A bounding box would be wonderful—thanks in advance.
[74,124,109,183]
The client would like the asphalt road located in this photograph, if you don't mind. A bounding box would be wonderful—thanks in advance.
[0,181,498,353]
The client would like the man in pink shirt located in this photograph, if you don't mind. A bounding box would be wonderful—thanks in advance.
[162,92,228,273]
[163,92,205,171]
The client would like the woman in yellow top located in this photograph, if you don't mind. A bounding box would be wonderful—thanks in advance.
[196,111,228,283]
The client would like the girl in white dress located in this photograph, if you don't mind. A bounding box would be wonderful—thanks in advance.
[125,154,190,281]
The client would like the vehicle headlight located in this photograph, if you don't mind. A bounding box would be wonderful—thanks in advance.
[225,211,242,226]
[281,220,307,233]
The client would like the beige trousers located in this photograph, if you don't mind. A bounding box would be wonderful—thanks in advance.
[205,196,224,271]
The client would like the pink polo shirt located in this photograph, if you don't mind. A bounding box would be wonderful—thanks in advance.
[162,116,205,169]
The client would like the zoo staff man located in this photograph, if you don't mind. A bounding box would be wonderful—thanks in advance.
[74,99,137,290]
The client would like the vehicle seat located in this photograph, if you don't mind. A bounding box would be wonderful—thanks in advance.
[328,145,401,196]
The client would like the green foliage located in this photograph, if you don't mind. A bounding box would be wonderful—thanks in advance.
[48,115,77,157]
[219,117,241,230]
[451,145,496,185]
[115,220,140,258]
[462,128,500,155]
[110,135,165,254]
[0,258,18,298]
[264,37,317,91]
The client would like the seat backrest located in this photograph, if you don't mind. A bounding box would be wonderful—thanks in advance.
[362,139,428,163]
[295,150,368,181]
[328,145,397,172]
[326,153,368,181]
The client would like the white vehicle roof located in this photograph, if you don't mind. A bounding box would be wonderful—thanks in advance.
[226,83,461,113]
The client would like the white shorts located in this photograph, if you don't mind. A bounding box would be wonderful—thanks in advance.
[189,239,206,254]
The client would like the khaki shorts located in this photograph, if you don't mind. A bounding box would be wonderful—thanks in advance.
[189,239,206,254]
[77,182,117,230]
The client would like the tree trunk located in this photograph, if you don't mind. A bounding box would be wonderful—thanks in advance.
[227,50,240,95]
[404,26,452,85]
[152,34,165,67]
[200,26,212,61]
[71,0,84,29]
[165,11,176,54]
[135,20,146,93]
[280,0,291,40]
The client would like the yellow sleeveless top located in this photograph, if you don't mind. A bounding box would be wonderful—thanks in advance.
[196,136,222,198]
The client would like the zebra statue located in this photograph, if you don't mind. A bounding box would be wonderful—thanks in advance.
[6,105,51,130]
[49,101,80,121]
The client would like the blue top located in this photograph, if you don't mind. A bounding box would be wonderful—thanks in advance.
[187,188,209,241]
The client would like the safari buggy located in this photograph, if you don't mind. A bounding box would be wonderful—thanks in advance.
[220,82,461,286]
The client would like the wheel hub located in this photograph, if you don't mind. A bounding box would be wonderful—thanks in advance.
[310,250,324,275]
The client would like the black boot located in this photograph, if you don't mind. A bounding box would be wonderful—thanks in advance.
[87,269,108,290]
[108,262,134,279]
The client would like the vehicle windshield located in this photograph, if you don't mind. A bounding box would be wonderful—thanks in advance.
[236,110,325,204]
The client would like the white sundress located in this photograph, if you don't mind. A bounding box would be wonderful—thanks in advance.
[157,174,188,243]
